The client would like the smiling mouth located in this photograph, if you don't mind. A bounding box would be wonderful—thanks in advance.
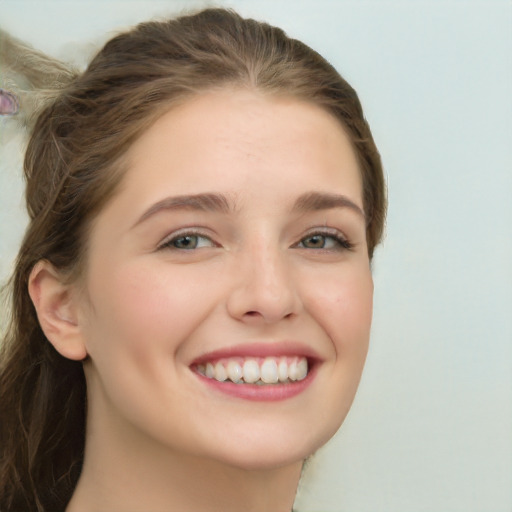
[194,356,309,385]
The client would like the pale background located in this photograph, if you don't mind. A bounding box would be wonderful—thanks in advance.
[1,1,511,511]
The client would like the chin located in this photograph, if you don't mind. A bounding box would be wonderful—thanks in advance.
[200,417,344,472]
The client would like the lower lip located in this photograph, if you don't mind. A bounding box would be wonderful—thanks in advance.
[193,365,317,402]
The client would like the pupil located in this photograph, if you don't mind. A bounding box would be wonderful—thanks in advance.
[306,235,324,248]
[175,236,197,249]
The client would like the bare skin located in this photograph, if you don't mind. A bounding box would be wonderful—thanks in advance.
[67,408,302,512]
[31,89,372,512]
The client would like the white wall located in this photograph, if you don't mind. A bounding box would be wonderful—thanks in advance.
[1,1,511,510]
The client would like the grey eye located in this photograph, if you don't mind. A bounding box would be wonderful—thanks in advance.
[160,233,215,251]
[172,235,200,249]
[301,235,329,249]
[297,232,352,251]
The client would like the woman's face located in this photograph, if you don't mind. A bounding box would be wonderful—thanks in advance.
[78,89,373,469]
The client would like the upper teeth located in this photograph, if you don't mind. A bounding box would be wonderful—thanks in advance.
[196,356,308,384]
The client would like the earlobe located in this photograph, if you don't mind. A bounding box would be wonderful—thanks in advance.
[28,260,88,361]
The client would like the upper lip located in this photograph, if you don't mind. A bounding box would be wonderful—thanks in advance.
[191,341,323,365]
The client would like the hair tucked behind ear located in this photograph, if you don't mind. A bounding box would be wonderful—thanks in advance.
[0,8,386,511]
[0,28,78,129]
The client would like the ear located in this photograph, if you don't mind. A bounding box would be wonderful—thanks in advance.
[28,260,88,361]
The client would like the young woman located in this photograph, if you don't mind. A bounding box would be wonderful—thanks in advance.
[0,8,386,512]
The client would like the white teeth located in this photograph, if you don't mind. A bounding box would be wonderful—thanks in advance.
[278,357,288,382]
[214,362,227,382]
[297,358,308,381]
[226,360,243,383]
[288,359,299,381]
[198,356,309,384]
[260,358,279,384]
[242,360,260,383]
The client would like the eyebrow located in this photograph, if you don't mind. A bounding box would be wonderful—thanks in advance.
[133,190,364,228]
[133,192,233,227]
[293,191,365,219]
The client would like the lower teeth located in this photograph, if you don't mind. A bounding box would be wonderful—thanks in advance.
[197,368,295,384]
[254,379,290,385]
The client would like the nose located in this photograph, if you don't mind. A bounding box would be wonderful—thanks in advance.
[226,241,301,324]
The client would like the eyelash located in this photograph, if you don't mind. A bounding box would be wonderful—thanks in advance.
[157,228,353,252]
[158,229,215,251]
[295,229,353,251]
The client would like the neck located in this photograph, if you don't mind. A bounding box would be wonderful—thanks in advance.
[66,398,302,512]
[69,449,301,512]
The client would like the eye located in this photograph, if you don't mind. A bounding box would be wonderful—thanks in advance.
[297,232,353,251]
[159,232,215,251]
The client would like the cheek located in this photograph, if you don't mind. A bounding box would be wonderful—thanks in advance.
[83,260,221,362]
[306,264,373,355]
[90,271,167,340]
[295,265,373,446]
[80,262,214,427]
[83,266,173,369]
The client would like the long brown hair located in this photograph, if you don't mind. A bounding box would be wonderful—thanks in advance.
[0,8,386,511]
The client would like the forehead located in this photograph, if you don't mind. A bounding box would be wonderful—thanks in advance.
[112,89,363,213]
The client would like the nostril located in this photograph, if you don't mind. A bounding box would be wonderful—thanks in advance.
[227,280,299,323]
